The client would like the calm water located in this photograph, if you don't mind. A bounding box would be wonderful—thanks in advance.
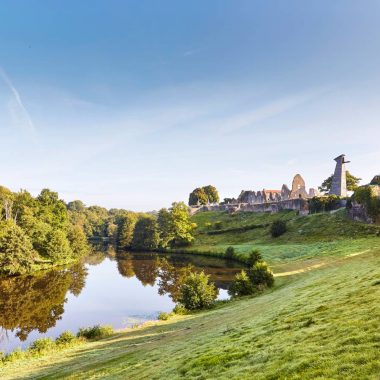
[0,252,243,353]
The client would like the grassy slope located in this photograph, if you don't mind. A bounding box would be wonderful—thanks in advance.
[1,251,379,379]
[1,210,379,379]
[187,210,380,272]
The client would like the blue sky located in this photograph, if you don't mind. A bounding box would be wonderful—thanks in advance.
[0,1,379,210]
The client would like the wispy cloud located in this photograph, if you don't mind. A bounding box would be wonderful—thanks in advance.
[183,48,202,57]
[0,67,35,131]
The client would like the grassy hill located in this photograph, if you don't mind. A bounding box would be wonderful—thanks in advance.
[186,209,380,273]
[1,210,379,379]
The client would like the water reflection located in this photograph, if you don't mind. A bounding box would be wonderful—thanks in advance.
[0,252,243,352]
[0,264,88,342]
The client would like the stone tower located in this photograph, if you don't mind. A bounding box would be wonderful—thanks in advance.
[330,154,350,197]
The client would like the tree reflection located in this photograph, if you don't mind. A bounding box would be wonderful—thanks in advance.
[0,264,88,341]
[156,258,193,302]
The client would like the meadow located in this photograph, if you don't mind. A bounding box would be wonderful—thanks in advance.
[1,210,379,379]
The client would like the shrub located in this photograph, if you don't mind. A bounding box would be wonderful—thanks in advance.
[3,348,25,362]
[55,331,77,346]
[249,261,274,289]
[158,312,171,321]
[177,271,218,310]
[172,304,187,315]
[228,270,255,297]
[309,195,341,213]
[270,220,287,238]
[29,337,55,353]
[214,221,223,230]
[246,250,262,266]
[77,325,114,340]
[205,222,212,229]
[225,246,235,259]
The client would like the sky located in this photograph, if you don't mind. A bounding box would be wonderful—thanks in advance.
[0,1,380,211]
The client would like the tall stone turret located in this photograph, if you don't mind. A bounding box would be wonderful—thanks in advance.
[330,154,350,197]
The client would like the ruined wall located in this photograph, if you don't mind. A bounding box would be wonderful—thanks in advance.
[192,198,309,215]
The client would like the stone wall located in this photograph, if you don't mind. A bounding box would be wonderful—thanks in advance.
[191,198,309,215]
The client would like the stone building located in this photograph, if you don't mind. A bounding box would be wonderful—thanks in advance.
[237,174,319,205]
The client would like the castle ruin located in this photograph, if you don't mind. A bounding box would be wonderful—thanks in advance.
[237,174,318,205]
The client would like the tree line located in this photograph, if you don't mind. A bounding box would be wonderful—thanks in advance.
[0,183,198,275]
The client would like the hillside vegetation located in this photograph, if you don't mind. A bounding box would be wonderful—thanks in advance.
[1,210,379,379]
[185,210,380,272]
[0,250,378,379]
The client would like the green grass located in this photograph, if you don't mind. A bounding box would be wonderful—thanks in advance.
[183,210,380,272]
[0,251,379,379]
[1,210,379,379]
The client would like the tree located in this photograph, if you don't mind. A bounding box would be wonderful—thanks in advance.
[42,229,73,262]
[0,221,37,275]
[177,271,218,310]
[67,200,85,213]
[170,202,195,246]
[203,185,220,204]
[228,270,255,297]
[67,225,90,257]
[131,216,160,251]
[117,212,138,249]
[157,208,174,248]
[319,171,362,194]
[189,187,208,206]
[248,261,274,289]
[188,186,220,206]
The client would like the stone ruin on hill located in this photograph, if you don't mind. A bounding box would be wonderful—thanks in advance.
[237,174,319,205]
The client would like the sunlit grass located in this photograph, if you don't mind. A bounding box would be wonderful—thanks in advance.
[1,251,379,379]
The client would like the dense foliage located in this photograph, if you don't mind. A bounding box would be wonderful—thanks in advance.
[189,185,220,206]
[270,220,287,238]
[228,250,274,297]
[352,186,380,221]
[0,181,197,274]
[0,186,90,275]
[319,171,361,193]
[308,195,341,213]
[177,271,219,310]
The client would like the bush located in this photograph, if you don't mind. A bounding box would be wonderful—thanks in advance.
[3,348,25,363]
[172,304,187,315]
[249,261,274,289]
[177,271,218,310]
[246,250,262,266]
[55,331,77,346]
[228,270,255,297]
[270,220,287,238]
[77,325,114,340]
[29,337,55,353]
[158,312,171,321]
[214,221,223,230]
[309,195,341,213]
[225,246,235,259]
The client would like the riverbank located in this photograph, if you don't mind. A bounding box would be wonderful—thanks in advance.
[1,249,378,379]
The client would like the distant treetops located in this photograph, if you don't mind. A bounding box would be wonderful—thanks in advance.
[189,185,219,206]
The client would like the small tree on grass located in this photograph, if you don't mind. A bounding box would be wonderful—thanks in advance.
[225,246,235,259]
[228,270,254,297]
[228,250,274,298]
[177,271,218,310]
[270,220,287,238]
[246,250,262,266]
[249,261,274,289]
